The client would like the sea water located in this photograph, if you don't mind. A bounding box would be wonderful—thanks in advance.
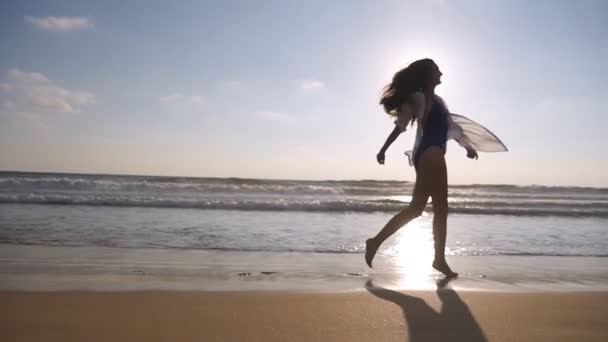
[0,172,607,291]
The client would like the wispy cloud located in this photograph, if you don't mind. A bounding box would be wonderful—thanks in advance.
[301,79,325,91]
[1,100,15,110]
[255,110,295,122]
[219,80,251,94]
[190,95,204,104]
[160,93,205,105]
[25,16,93,32]
[0,68,94,114]
[0,83,15,92]
[223,80,243,88]
[425,0,447,6]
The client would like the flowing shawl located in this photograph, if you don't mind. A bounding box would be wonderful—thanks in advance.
[393,92,508,166]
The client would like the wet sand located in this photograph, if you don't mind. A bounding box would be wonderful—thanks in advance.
[2,286,608,342]
[2,244,608,292]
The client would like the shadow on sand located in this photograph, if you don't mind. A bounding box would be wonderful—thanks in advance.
[365,278,487,342]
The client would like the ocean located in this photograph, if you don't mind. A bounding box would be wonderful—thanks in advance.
[1,171,607,291]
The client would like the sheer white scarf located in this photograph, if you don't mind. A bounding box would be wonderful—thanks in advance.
[393,92,508,166]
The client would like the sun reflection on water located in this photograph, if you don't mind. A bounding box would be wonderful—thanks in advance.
[387,195,413,203]
[383,216,438,289]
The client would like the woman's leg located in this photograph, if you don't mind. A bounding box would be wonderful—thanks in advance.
[417,146,457,277]
[365,165,430,267]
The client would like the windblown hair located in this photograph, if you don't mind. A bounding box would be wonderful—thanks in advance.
[380,58,436,123]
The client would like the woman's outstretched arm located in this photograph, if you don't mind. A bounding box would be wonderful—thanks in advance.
[455,138,478,159]
[377,126,402,164]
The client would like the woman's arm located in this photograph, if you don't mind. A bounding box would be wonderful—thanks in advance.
[455,138,478,159]
[377,126,402,165]
[377,92,424,165]
[447,113,508,157]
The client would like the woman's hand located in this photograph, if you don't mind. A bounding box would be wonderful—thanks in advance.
[466,148,478,160]
[376,151,386,165]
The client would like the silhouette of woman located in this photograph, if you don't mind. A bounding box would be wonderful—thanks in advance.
[365,58,506,277]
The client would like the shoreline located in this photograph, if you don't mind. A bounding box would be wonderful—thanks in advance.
[2,243,607,293]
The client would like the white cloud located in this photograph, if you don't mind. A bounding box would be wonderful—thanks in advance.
[160,93,185,103]
[295,146,314,154]
[160,93,206,105]
[219,80,249,93]
[25,16,93,32]
[0,83,15,92]
[190,95,204,104]
[224,80,243,88]
[425,0,447,6]
[1,100,15,109]
[255,110,295,122]
[0,68,94,115]
[301,80,325,91]
[9,68,49,83]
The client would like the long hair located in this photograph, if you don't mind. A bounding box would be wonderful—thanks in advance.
[380,58,436,124]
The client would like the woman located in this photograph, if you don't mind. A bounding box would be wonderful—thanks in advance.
[365,58,506,278]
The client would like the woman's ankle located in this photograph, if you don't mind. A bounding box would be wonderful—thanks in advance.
[433,256,446,264]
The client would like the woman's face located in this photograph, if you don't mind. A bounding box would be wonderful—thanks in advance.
[430,63,443,86]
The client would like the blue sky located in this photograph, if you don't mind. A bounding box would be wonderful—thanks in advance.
[0,0,606,186]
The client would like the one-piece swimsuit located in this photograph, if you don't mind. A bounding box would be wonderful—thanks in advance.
[413,95,449,170]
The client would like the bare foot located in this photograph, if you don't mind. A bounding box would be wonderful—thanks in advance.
[365,238,379,268]
[436,276,456,289]
[432,259,458,278]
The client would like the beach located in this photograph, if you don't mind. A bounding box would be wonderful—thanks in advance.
[3,289,608,342]
[3,0,608,340]
[2,244,608,341]
[1,173,608,341]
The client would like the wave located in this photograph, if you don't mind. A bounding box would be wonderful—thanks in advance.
[1,239,607,257]
[1,194,607,218]
[0,175,409,196]
[1,173,607,217]
[451,183,608,194]
[2,173,608,199]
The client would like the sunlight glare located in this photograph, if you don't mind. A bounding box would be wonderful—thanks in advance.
[380,43,465,106]
[382,45,455,81]
[384,216,437,289]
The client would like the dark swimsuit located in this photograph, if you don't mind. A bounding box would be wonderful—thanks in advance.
[413,95,449,170]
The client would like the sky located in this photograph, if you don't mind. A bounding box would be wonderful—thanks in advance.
[0,0,607,187]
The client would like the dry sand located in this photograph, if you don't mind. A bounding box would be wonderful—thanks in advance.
[2,286,608,342]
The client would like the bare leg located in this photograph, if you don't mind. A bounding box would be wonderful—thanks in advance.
[365,169,429,268]
[419,147,457,277]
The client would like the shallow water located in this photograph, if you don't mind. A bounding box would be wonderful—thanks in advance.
[1,204,606,257]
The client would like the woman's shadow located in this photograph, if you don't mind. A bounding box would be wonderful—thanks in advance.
[365,279,487,342]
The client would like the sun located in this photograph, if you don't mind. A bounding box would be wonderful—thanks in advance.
[382,45,454,77]
[379,43,466,112]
